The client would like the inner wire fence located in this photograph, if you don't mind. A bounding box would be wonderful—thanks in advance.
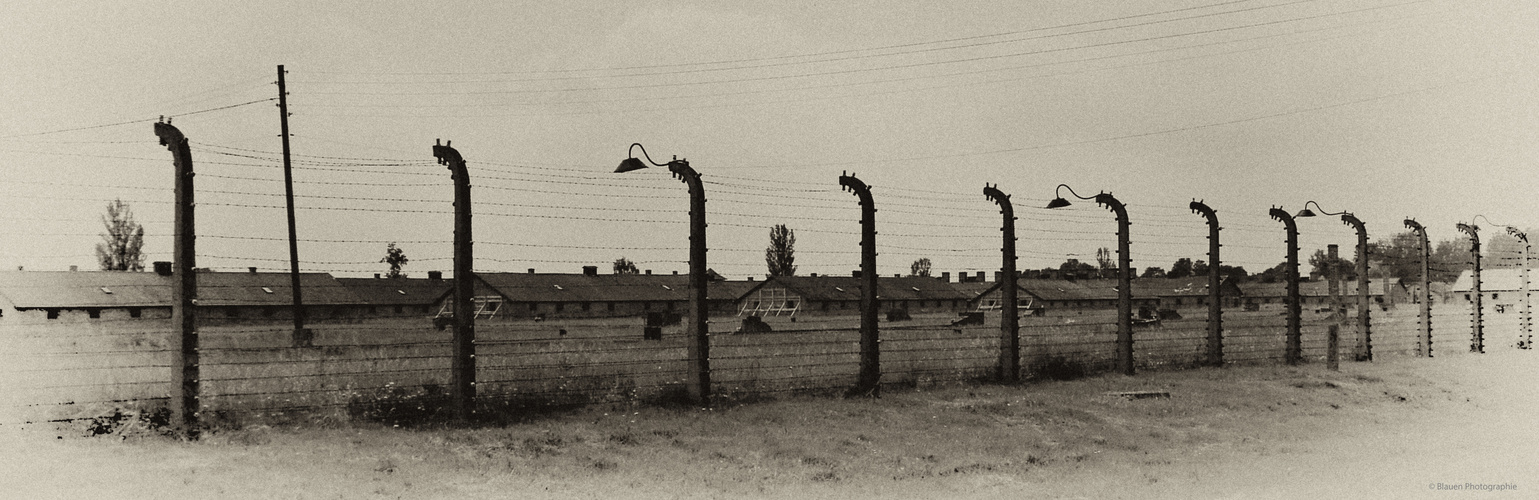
[3,300,1514,429]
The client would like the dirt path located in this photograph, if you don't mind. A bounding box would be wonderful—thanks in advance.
[2,349,1534,499]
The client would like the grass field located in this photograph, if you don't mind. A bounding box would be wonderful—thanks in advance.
[3,344,1533,499]
[9,303,1506,427]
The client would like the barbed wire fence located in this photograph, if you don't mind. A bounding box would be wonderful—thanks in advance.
[1,44,1527,431]
[1,138,1503,430]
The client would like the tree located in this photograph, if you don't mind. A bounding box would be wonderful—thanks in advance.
[1372,232,1470,284]
[613,257,639,274]
[1431,238,1470,283]
[910,257,932,277]
[1057,258,1095,279]
[1308,249,1355,280]
[1095,247,1113,275]
[1168,258,1194,279]
[1217,265,1249,282]
[380,242,409,278]
[96,199,145,271]
[765,224,796,277]
[1192,259,1210,277]
[1486,230,1530,269]
[1256,261,1289,283]
[1141,266,1167,279]
[1373,232,1423,282]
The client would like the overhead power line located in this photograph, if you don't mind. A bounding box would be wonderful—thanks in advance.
[304,0,1266,77]
[302,0,1425,98]
[305,0,1318,85]
[306,5,1448,119]
[0,98,276,139]
[710,68,1511,170]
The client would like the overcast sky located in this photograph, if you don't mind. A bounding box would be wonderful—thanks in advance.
[2,0,1536,279]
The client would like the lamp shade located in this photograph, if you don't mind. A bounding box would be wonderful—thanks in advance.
[1294,208,1316,218]
[1045,198,1072,209]
[615,157,649,173]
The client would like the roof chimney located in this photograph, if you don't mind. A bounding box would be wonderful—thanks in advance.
[747,276,754,281]
[249,267,258,274]
[810,272,818,277]
[645,269,652,275]
[153,261,172,276]
[976,271,986,281]
[852,270,862,278]
[428,270,443,281]
[528,268,535,274]
[374,273,381,279]
[69,265,78,272]
[673,271,679,275]
[940,272,950,282]
[582,266,598,276]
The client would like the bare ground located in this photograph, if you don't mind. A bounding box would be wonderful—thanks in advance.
[2,349,1534,499]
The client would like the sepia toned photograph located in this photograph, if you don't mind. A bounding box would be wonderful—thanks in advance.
[1,1,1535,498]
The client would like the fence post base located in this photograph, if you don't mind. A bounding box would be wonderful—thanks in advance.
[1327,324,1340,371]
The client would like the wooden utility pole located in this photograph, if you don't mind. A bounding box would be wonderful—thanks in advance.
[276,65,310,347]
[154,120,199,439]
[841,172,880,396]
